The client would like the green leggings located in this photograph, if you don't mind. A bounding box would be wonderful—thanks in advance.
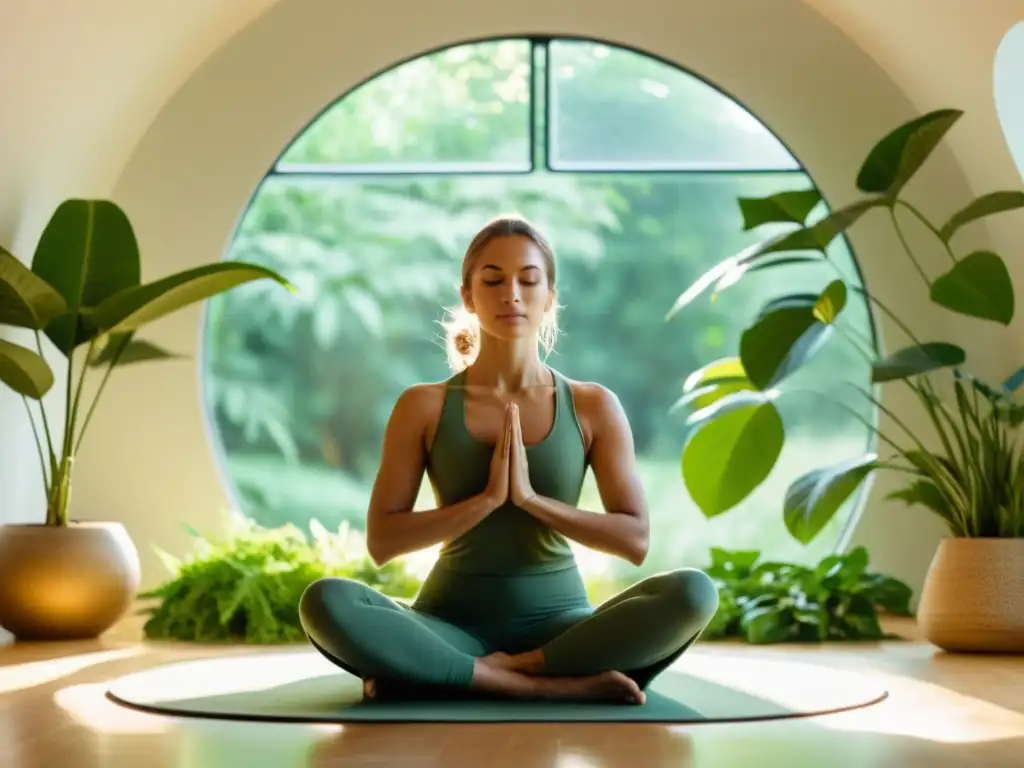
[299,562,719,693]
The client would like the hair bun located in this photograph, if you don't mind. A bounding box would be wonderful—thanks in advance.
[453,327,476,355]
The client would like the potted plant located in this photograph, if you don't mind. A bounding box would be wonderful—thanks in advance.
[0,198,293,641]
[667,108,1024,653]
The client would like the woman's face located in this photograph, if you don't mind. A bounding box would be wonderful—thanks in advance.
[463,234,554,343]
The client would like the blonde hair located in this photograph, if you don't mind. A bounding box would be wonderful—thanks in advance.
[443,215,560,371]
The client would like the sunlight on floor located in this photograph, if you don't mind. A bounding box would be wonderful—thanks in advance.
[816,669,1024,744]
[675,651,884,711]
[0,646,143,693]
[108,648,333,703]
[53,682,171,735]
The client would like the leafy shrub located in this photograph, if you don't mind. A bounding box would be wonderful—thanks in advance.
[138,519,422,644]
[701,546,914,644]
[138,520,912,646]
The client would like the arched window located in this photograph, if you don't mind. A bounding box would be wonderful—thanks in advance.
[202,37,875,594]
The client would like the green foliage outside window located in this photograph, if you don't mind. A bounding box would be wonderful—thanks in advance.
[203,38,878,595]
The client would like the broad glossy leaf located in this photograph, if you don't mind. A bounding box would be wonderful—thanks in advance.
[672,357,753,413]
[684,388,780,427]
[738,188,822,230]
[938,191,1024,242]
[87,333,182,367]
[859,573,913,616]
[757,293,818,316]
[86,263,296,334]
[784,455,877,544]
[668,200,879,318]
[840,594,884,639]
[0,246,67,329]
[740,303,833,390]
[756,199,882,257]
[843,545,870,582]
[713,256,826,298]
[709,547,761,575]
[0,337,55,398]
[930,250,1014,325]
[666,236,786,320]
[856,109,963,197]
[871,342,966,383]
[741,605,792,644]
[31,199,141,354]
[682,395,785,518]
[744,255,824,275]
[813,280,847,324]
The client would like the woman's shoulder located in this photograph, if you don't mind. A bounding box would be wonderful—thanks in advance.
[557,372,626,423]
[393,379,451,412]
[388,378,456,450]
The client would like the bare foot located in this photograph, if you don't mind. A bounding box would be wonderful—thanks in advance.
[363,678,376,700]
[471,659,645,705]
[480,649,544,674]
[536,671,646,705]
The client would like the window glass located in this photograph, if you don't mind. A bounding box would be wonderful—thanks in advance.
[204,38,874,596]
[279,40,533,172]
[547,39,799,171]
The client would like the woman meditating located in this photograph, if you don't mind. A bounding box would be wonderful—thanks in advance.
[299,215,719,705]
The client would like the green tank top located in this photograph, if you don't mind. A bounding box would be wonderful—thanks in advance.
[425,367,587,576]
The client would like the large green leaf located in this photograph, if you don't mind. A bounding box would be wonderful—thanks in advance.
[751,199,882,259]
[938,191,1024,242]
[85,263,295,335]
[682,393,785,518]
[666,199,878,320]
[858,572,913,616]
[666,237,783,320]
[930,251,1014,325]
[738,188,822,230]
[31,199,141,354]
[813,279,848,324]
[871,342,966,383]
[0,337,55,398]
[856,109,963,197]
[741,605,792,644]
[783,455,878,544]
[743,255,823,275]
[671,357,753,413]
[87,332,182,368]
[0,246,67,330]
[739,283,844,390]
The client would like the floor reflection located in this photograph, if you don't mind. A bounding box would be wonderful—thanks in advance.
[307,722,695,768]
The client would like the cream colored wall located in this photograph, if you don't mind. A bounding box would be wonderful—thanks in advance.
[0,0,284,525]
[1,0,1021,607]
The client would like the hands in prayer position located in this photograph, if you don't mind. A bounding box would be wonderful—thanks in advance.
[483,403,537,510]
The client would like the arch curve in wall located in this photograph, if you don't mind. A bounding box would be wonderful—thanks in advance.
[202,34,879,590]
[103,0,970,595]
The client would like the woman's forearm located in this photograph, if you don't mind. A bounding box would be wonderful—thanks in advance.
[367,492,499,566]
[520,495,649,566]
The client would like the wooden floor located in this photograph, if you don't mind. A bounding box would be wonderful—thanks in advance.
[2,617,1023,768]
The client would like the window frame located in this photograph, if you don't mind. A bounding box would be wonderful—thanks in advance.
[230,33,881,560]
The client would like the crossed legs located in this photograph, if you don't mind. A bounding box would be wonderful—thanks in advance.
[298,567,719,703]
[484,568,720,689]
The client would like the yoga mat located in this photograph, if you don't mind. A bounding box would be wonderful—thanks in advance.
[107,648,887,724]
